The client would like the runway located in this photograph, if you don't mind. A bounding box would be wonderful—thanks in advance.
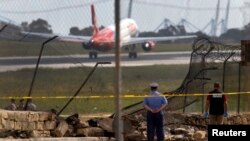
[0,51,192,72]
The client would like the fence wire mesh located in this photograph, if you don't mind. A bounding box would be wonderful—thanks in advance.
[0,0,249,116]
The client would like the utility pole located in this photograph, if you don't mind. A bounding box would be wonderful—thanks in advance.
[222,0,230,34]
[211,0,220,36]
[115,0,123,140]
[128,0,133,18]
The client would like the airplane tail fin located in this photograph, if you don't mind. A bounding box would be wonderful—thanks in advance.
[91,4,99,35]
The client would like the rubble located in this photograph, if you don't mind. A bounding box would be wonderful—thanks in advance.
[0,109,250,141]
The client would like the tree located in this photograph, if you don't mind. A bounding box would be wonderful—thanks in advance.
[69,27,82,35]
[29,18,52,33]
[138,31,158,37]
[21,21,29,31]
[220,28,243,42]
[81,26,92,36]
[158,27,175,36]
[69,25,105,36]
[69,26,92,36]
[242,23,250,39]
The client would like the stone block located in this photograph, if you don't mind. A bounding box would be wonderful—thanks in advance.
[14,111,29,122]
[39,112,50,121]
[242,117,248,124]
[1,119,6,129]
[3,120,15,130]
[31,130,48,138]
[45,120,56,130]
[36,122,45,130]
[98,118,113,132]
[1,111,8,119]
[223,118,228,124]
[28,122,36,130]
[14,121,29,130]
[31,130,40,137]
[172,134,184,140]
[64,125,74,137]
[125,132,146,141]
[53,120,68,137]
[28,112,39,122]
[42,130,51,137]
[236,116,241,124]
[77,127,105,137]
[0,121,3,130]
[193,130,206,140]
[7,111,15,120]
[48,113,56,121]
[173,128,190,135]
[21,122,29,130]
[14,121,22,130]
[31,130,50,137]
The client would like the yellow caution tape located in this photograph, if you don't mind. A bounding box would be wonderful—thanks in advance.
[0,91,250,99]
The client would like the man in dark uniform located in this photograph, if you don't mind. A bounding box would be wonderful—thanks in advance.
[204,82,228,124]
[143,82,168,141]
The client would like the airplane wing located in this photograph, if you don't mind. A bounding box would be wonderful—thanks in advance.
[21,31,91,43]
[59,34,91,43]
[122,35,197,46]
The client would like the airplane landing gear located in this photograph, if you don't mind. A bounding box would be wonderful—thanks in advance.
[128,44,137,59]
[89,52,98,59]
[128,52,137,59]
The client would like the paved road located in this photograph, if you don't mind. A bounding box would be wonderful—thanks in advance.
[0,51,192,72]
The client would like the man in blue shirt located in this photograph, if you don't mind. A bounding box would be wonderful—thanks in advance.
[143,82,168,141]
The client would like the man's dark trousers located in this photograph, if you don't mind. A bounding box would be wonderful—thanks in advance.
[147,112,164,141]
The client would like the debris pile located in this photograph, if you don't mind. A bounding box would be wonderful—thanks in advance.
[0,109,250,141]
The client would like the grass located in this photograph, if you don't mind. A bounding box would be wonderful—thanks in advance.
[0,40,193,57]
[1,40,249,115]
[0,39,193,115]
[0,65,188,114]
[0,63,249,115]
[0,65,190,96]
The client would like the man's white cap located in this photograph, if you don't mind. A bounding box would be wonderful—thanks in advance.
[150,82,159,87]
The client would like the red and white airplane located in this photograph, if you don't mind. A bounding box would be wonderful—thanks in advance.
[23,4,197,59]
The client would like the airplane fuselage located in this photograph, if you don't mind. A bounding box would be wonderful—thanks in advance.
[90,18,138,51]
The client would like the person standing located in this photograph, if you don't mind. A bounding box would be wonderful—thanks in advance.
[4,98,17,110]
[143,82,168,141]
[26,98,37,111]
[204,82,228,124]
[17,99,25,110]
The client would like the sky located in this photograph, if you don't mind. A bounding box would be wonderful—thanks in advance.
[0,0,250,36]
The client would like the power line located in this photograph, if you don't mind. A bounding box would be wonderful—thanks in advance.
[0,0,111,14]
[0,0,247,14]
[135,0,245,11]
